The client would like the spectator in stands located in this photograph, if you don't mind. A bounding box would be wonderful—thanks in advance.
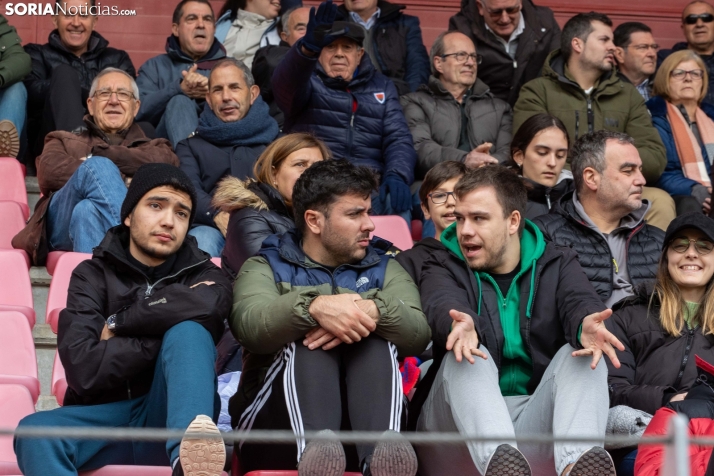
[215,0,284,69]
[252,6,310,127]
[336,0,430,95]
[647,50,714,216]
[14,163,232,476]
[413,165,622,476]
[614,22,658,102]
[136,0,226,148]
[534,131,664,308]
[12,68,177,265]
[658,1,714,106]
[514,11,674,231]
[24,0,135,164]
[395,160,466,285]
[606,212,714,476]
[448,0,561,107]
[230,159,430,474]
[177,58,279,257]
[0,15,30,159]
[274,1,417,222]
[213,133,330,281]
[509,113,573,220]
[400,31,512,180]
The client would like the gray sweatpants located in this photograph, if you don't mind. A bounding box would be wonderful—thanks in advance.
[416,345,609,476]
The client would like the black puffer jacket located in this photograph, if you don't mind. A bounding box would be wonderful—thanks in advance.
[57,226,231,406]
[252,42,289,127]
[534,192,664,303]
[395,237,445,286]
[606,288,714,416]
[213,177,294,281]
[523,176,574,220]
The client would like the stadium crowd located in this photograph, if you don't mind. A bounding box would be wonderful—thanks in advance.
[7,0,714,475]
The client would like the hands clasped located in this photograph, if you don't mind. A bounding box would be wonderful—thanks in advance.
[304,294,379,350]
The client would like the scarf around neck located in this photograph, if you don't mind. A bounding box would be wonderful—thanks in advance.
[196,96,279,147]
[667,101,714,187]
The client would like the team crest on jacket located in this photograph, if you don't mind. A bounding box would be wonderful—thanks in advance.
[374,92,385,104]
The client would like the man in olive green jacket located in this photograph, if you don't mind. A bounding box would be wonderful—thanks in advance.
[513,12,673,230]
[0,14,31,159]
[229,160,430,475]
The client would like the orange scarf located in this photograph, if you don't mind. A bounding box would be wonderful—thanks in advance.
[666,101,714,187]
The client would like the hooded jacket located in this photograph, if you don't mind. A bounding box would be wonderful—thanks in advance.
[135,36,226,126]
[58,226,231,406]
[647,95,714,196]
[212,177,294,281]
[214,9,281,50]
[411,220,605,427]
[229,229,431,425]
[513,49,667,184]
[523,175,574,221]
[448,0,561,106]
[534,192,664,304]
[400,75,513,179]
[336,0,430,95]
[0,14,31,88]
[273,42,417,185]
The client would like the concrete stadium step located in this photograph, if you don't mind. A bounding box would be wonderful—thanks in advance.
[26,175,40,213]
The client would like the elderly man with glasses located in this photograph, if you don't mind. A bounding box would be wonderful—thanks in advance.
[401,31,513,180]
[658,1,714,105]
[448,0,561,107]
[12,67,178,265]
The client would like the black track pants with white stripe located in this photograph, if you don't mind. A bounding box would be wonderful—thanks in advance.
[237,334,405,472]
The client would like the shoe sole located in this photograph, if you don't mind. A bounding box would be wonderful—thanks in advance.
[568,447,615,476]
[298,430,346,476]
[0,119,19,158]
[485,444,531,476]
[370,430,418,476]
[180,415,226,476]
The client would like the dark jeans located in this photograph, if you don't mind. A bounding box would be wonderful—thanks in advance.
[673,194,703,216]
[14,321,220,476]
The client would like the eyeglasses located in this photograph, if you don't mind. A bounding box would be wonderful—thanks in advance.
[670,69,705,80]
[93,89,135,102]
[428,191,456,204]
[441,52,483,64]
[684,13,714,24]
[670,238,714,255]
[630,43,659,52]
[483,4,521,17]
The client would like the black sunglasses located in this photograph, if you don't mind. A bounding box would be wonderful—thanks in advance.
[685,13,714,25]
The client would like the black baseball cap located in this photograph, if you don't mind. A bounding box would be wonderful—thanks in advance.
[326,21,365,47]
[663,212,714,250]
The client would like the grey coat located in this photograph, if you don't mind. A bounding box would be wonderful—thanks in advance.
[400,75,512,180]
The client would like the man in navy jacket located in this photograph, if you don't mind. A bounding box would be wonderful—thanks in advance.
[273,0,417,222]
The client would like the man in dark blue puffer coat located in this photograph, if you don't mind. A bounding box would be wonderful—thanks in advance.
[273,0,417,223]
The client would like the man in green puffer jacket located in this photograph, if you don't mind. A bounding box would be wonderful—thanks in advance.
[0,14,30,159]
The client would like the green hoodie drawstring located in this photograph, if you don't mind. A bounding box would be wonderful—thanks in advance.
[525,260,537,319]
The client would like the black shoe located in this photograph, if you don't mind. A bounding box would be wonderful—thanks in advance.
[298,429,346,476]
[568,447,615,476]
[485,444,531,476]
[366,430,418,476]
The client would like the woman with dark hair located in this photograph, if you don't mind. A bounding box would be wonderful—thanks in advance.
[606,212,714,475]
[509,113,573,220]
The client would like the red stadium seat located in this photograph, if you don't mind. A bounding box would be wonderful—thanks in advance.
[51,351,67,407]
[370,216,414,251]
[211,257,221,267]
[0,251,35,328]
[0,312,39,403]
[232,452,359,476]
[46,250,68,276]
[0,384,35,475]
[0,201,30,268]
[46,252,92,333]
[0,158,29,220]
[80,466,228,475]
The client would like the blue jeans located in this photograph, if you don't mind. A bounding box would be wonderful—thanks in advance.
[188,225,225,257]
[371,191,411,225]
[47,156,127,253]
[156,95,201,148]
[0,81,26,135]
[616,449,637,476]
[14,321,219,476]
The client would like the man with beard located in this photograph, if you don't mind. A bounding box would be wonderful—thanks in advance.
[412,164,623,476]
[230,159,431,475]
[177,57,279,257]
[614,22,658,102]
[535,131,664,308]
[513,12,674,231]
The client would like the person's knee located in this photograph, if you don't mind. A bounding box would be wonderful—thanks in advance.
[188,226,225,257]
[49,64,81,88]
[165,94,197,114]
[81,155,120,175]
[5,81,27,101]
[162,320,213,349]
[642,186,676,231]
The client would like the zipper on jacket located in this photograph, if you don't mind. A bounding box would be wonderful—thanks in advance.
[346,89,357,160]
[587,97,594,134]
[126,380,132,400]
[673,328,696,389]
[574,111,580,140]
[144,259,209,297]
[545,190,552,210]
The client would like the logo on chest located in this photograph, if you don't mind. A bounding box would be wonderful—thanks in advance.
[355,277,370,288]
[374,92,385,104]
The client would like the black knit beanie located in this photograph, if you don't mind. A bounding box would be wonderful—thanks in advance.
[120,163,197,225]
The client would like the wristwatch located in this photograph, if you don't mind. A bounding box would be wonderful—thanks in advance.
[107,314,117,331]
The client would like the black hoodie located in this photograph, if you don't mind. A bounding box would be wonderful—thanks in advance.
[395,237,445,286]
[57,226,231,406]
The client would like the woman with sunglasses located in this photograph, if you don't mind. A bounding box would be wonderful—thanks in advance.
[648,50,714,215]
[606,212,714,475]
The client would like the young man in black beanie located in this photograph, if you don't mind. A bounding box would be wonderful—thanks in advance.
[14,163,232,476]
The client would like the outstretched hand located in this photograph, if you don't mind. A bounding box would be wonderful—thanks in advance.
[446,310,487,364]
[573,309,624,369]
[302,0,339,53]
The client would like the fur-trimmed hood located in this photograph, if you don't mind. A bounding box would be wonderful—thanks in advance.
[212,176,270,213]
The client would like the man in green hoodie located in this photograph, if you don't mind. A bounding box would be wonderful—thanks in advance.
[513,11,675,231]
[412,165,624,476]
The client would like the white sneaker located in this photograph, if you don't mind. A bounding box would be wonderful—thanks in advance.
[179,415,226,476]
